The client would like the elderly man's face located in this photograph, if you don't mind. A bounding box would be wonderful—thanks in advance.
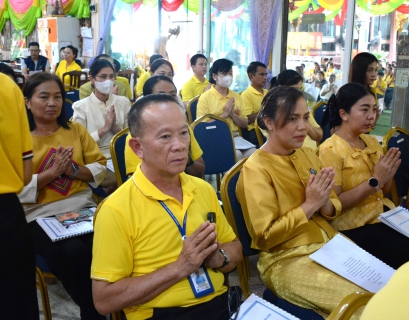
[133,102,190,178]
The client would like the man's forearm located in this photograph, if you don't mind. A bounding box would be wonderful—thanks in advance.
[231,114,248,129]
[93,260,186,315]
[216,238,242,273]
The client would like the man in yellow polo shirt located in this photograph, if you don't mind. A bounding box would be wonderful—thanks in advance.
[241,61,268,146]
[181,54,211,108]
[92,94,242,320]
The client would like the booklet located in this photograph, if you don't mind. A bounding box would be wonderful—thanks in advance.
[234,137,256,150]
[309,234,395,293]
[379,206,409,238]
[234,294,300,320]
[37,207,96,242]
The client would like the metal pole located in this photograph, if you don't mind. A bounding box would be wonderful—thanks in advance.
[206,0,211,61]
[199,0,204,53]
[280,0,289,72]
[342,0,356,84]
[158,0,162,36]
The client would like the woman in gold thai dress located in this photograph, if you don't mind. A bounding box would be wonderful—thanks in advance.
[236,86,364,316]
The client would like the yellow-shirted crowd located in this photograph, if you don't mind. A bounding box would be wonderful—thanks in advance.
[1,49,408,320]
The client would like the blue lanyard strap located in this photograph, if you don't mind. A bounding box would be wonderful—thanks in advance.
[159,201,188,241]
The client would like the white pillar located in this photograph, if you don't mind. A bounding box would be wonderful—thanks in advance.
[342,0,356,84]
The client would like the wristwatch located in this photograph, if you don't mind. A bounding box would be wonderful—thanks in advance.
[68,163,80,179]
[368,177,380,190]
[218,249,230,269]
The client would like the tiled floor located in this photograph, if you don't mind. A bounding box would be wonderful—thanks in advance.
[37,174,266,318]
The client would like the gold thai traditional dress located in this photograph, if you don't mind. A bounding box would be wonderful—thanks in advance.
[236,147,365,317]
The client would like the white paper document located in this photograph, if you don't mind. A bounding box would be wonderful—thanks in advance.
[107,159,115,172]
[37,208,95,242]
[234,294,300,320]
[234,137,256,150]
[379,206,409,238]
[310,234,395,293]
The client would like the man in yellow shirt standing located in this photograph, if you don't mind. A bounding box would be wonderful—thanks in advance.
[181,54,212,108]
[92,94,242,320]
[241,61,268,146]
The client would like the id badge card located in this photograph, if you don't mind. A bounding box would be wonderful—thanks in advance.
[187,264,215,298]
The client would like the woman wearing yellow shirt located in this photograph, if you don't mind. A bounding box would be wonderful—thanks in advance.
[20,73,106,319]
[348,52,380,128]
[237,86,364,317]
[55,45,81,88]
[319,83,409,269]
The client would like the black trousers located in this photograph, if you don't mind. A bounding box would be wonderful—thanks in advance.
[341,223,409,270]
[0,193,39,319]
[149,291,234,320]
[29,221,105,320]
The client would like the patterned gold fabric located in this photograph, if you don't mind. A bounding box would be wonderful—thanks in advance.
[259,230,364,318]
[319,133,395,231]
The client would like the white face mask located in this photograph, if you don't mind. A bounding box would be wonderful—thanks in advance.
[94,79,114,95]
[217,75,233,88]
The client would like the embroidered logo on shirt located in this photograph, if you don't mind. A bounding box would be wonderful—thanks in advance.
[37,148,74,196]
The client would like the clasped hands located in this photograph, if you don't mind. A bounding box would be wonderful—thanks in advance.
[51,145,75,177]
[222,98,239,118]
[176,221,223,277]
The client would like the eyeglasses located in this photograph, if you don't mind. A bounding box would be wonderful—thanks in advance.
[62,214,92,228]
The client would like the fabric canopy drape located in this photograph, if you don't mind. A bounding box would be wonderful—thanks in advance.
[0,0,90,36]
[249,0,282,75]
[127,0,247,13]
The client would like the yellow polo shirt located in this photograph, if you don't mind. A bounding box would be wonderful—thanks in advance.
[181,75,209,102]
[371,79,387,96]
[197,86,247,133]
[91,165,236,319]
[135,72,150,97]
[55,60,82,87]
[0,74,33,194]
[116,76,133,99]
[241,86,268,131]
[124,127,203,175]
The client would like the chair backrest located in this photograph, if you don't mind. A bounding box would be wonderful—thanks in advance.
[254,120,266,147]
[110,128,130,187]
[62,71,88,90]
[220,158,259,297]
[15,74,26,90]
[312,100,330,145]
[327,292,374,320]
[117,69,137,85]
[64,90,79,119]
[187,94,200,124]
[191,114,237,175]
[383,126,409,205]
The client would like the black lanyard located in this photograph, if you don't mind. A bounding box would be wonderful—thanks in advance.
[158,201,187,241]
